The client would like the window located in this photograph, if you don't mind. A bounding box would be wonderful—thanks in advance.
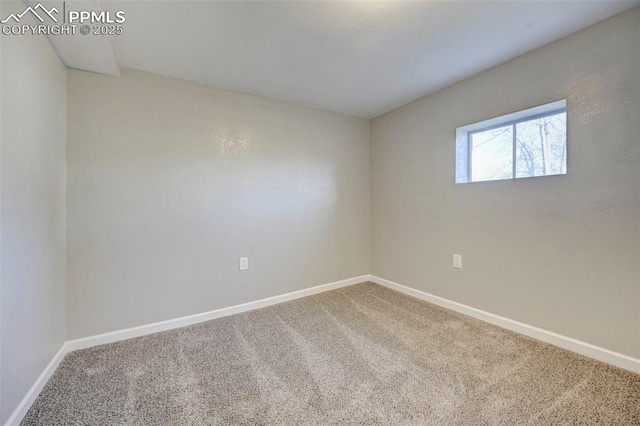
[455,100,567,183]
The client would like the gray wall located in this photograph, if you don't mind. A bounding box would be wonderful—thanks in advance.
[370,8,640,358]
[0,2,68,423]
[3,8,639,422]
[67,68,370,339]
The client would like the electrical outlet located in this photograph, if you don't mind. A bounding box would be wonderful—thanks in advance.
[239,257,249,271]
[453,254,462,269]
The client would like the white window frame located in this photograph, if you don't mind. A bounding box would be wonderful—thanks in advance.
[455,99,567,184]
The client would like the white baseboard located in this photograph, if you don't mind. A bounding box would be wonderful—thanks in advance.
[4,343,68,426]
[7,273,638,426]
[5,274,369,426]
[66,275,369,352]
[369,274,640,374]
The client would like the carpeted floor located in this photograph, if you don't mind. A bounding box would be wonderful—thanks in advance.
[22,282,640,425]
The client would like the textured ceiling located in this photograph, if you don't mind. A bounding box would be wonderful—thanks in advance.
[56,1,640,117]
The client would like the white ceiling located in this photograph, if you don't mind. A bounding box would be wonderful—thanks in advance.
[47,0,639,118]
[42,0,120,77]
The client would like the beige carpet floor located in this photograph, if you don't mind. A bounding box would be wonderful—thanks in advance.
[22,282,640,425]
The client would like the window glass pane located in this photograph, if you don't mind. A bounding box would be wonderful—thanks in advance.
[456,100,567,184]
[515,112,567,178]
[470,125,513,182]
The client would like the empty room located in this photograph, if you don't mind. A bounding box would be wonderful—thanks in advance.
[1,0,639,424]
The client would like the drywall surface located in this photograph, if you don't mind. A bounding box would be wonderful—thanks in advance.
[0,2,68,422]
[67,68,369,339]
[370,8,640,358]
